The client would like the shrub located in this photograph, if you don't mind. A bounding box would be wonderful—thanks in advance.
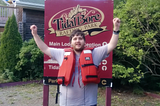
[112,64,144,85]
[0,69,15,83]
[15,38,43,81]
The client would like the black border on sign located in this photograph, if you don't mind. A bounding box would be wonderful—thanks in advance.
[43,77,112,87]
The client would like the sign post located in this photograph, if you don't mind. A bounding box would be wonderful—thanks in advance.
[43,85,49,106]
[44,0,113,105]
[106,87,112,106]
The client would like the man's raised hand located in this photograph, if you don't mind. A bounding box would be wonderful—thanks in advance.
[30,25,38,36]
[113,18,120,31]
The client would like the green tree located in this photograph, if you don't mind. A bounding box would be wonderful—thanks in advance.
[113,0,160,90]
[0,14,22,81]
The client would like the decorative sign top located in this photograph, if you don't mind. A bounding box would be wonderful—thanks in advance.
[48,5,108,37]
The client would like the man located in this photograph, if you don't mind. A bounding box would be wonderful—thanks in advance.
[30,18,120,106]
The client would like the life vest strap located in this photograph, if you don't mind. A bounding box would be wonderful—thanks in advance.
[81,63,94,67]
[55,84,60,104]
[86,75,98,78]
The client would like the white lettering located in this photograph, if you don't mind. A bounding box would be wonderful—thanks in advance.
[102,60,107,65]
[61,42,71,47]
[85,43,101,48]
[48,65,59,70]
[102,66,107,71]
[102,42,107,46]
[49,42,60,46]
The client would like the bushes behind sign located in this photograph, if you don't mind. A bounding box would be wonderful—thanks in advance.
[15,38,44,81]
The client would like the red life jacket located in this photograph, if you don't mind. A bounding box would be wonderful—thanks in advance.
[57,48,100,86]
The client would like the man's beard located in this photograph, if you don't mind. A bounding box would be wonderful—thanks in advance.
[74,45,85,52]
[74,47,84,52]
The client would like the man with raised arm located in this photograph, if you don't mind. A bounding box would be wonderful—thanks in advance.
[30,18,120,106]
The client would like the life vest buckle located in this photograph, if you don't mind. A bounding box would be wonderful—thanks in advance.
[57,77,65,86]
[64,56,68,60]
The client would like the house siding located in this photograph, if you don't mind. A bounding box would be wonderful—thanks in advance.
[19,9,44,41]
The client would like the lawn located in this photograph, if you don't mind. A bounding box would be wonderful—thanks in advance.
[0,83,160,106]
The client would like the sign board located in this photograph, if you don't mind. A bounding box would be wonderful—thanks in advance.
[44,0,113,87]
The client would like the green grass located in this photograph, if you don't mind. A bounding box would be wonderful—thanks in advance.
[98,88,160,106]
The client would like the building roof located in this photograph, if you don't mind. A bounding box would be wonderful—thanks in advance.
[18,0,44,4]
[13,0,45,10]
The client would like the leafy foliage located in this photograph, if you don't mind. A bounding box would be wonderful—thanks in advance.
[15,38,43,81]
[0,14,22,81]
[114,0,127,8]
[112,64,143,85]
[113,0,160,90]
[0,69,15,83]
